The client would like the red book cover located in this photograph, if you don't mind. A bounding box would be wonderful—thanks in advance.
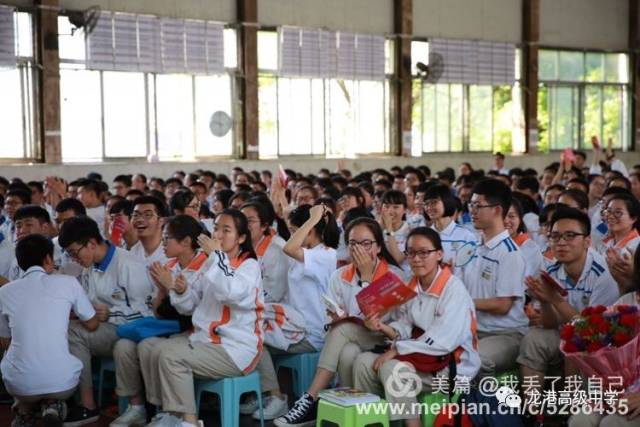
[356,272,416,317]
[539,270,568,297]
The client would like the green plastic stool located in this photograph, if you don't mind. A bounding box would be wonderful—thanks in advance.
[418,392,460,427]
[316,399,389,427]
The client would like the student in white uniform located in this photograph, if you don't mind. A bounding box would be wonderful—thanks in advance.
[58,216,155,426]
[241,201,289,303]
[111,215,207,427]
[590,187,630,253]
[0,190,30,282]
[106,199,138,250]
[170,189,214,234]
[252,203,338,421]
[380,190,412,274]
[352,227,480,427]
[145,209,263,427]
[0,235,98,427]
[274,218,405,427]
[538,203,560,268]
[6,206,56,281]
[405,185,426,229]
[504,199,544,279]
[518,208,619,422]
[129,196,169,265]
[76,179,106,236]
[461,179,529,378]
[424,184,478,269]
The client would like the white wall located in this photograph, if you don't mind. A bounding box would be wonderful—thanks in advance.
[258,0,394,34]
[2,152,638,184]
[540,0,628,50]
[413,0,522,43]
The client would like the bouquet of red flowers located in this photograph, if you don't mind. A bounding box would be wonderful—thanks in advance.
[560,304,640,392]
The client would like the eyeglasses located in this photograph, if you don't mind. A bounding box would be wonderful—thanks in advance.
[186,202,201,211]
[404,249,438,259]
[548,231,587,242]
[66,242,88,259]
[131,211,158,221]
[348,239,376,250]
[468,202,498,211]
[424,199,441,208]
[161,235,176,243]
[603,209,627,219]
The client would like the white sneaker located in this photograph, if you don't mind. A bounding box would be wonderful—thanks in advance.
[254,395,288,420]
[239,395,258,415]
[110,405,147,427]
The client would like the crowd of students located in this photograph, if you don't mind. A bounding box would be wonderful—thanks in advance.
[0,141,639,427]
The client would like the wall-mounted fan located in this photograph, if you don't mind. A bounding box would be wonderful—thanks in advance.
[416,52,445,84]
[209,111,233,137]
[67,6,100,37]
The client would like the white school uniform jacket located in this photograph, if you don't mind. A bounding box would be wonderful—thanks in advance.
[170,251,264,374]
[431,220,479,268]
[6,242,67,282]
[285,244,337,350]
[512,233,544,279]
[86,206,106,236]
[389,267,481,380]
[545,250,619,313]
[384,222,412,274]
[79,243,155,325]
[129,241,169,266]
[0,267,96,396]
[461,230,529,334]
[598,229,640,257]
[0,235,14,280]
[255,230,289,303]
[326,259,410,320]
[406,210,426,229]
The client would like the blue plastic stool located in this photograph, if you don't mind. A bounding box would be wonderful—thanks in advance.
[95,357,127,414]
[194,371,264,427]
[274,352,320,398]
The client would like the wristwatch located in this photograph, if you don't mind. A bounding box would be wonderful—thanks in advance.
[384,230,393,238]
[360,280,371,288]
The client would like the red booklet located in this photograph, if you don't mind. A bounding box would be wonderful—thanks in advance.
[539,270,568,297]
[356,272,417,317]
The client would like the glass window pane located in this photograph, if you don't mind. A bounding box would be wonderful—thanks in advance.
[421,84,436,153]
[385,39,395,75]
[327,79,355,157]
[58,16,86,61]
[435,84,450,152]
[411,79,423,155]
[602,86,623,149]
[493,86,515,153]
[449,84,463,152]
[194,74,233,156]
[258,75,278,159]
[0,68,25,157]
[278,78,313,155]
[537,85,550,153]
[583,85,602,148]
[60,68,102,161]
[155,74,194,159]
[469,85,492,151]
[310,78,325,155]
[16,12,33,58]
[585,53,604,83]
[223,29,237,69]
[258,31,278,71]
[538,50,557,81]
[356,80,385,154]
[549,86,579,150]
[558,51,584,82]
[411,41,428,75]
[605,53,629,84]
[103,72,147,157]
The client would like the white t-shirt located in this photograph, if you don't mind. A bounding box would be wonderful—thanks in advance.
[431,220,479,267]
[384,222,412,274]
[129,241,169,266]
[0,267,95,396]
[86,206,106,236]
[285,244,337,350]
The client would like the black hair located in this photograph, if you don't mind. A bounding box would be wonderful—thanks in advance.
[146,189,167,202]
[423,184,456,217]
[165,177,183,187]
[170,190,197,215]
[512,192,540,215]
[342,207,374,225]
[315,197,337,215]
[559,189,589,211]
[508,198,527,234]
[471,179,512,219]
[381,190,408,208]
[230,191,252,207]
[76,179,102,197]
[189,181,208,192]
[567,178,589,194]
[632,246,640,293]
[16,234,54,271]
[216,209,257,260]
[374,179,392,191]
[340,187,366,208]
[357,181,374,197]
[58,216,104,248]
[240,201,273,236]
[6,189,31,205]
[27,181,44,193]
[14,205,51,224]
[55,198,86,216]
[214,175,232,189]
[606,193,640,231]
[133,173,147,183]
[113,174,132,187]
[125,189,144,199]
[149,177,165,188]
[406,226,443,252]
[214,189,235,210]
[602,186,631,198]
[344,217,399,268]
[539,203,559,226]
[288,204,340,249]
[608,175,632,190]
[165,214,204,251]
[247,194,290,240]
[574,150,587,161]
[515,175,540,195]
[544,184,565,196]
[550,207,591,236]
[494,152,505,159]
[132,195,168,217]
[109,199,133,216]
